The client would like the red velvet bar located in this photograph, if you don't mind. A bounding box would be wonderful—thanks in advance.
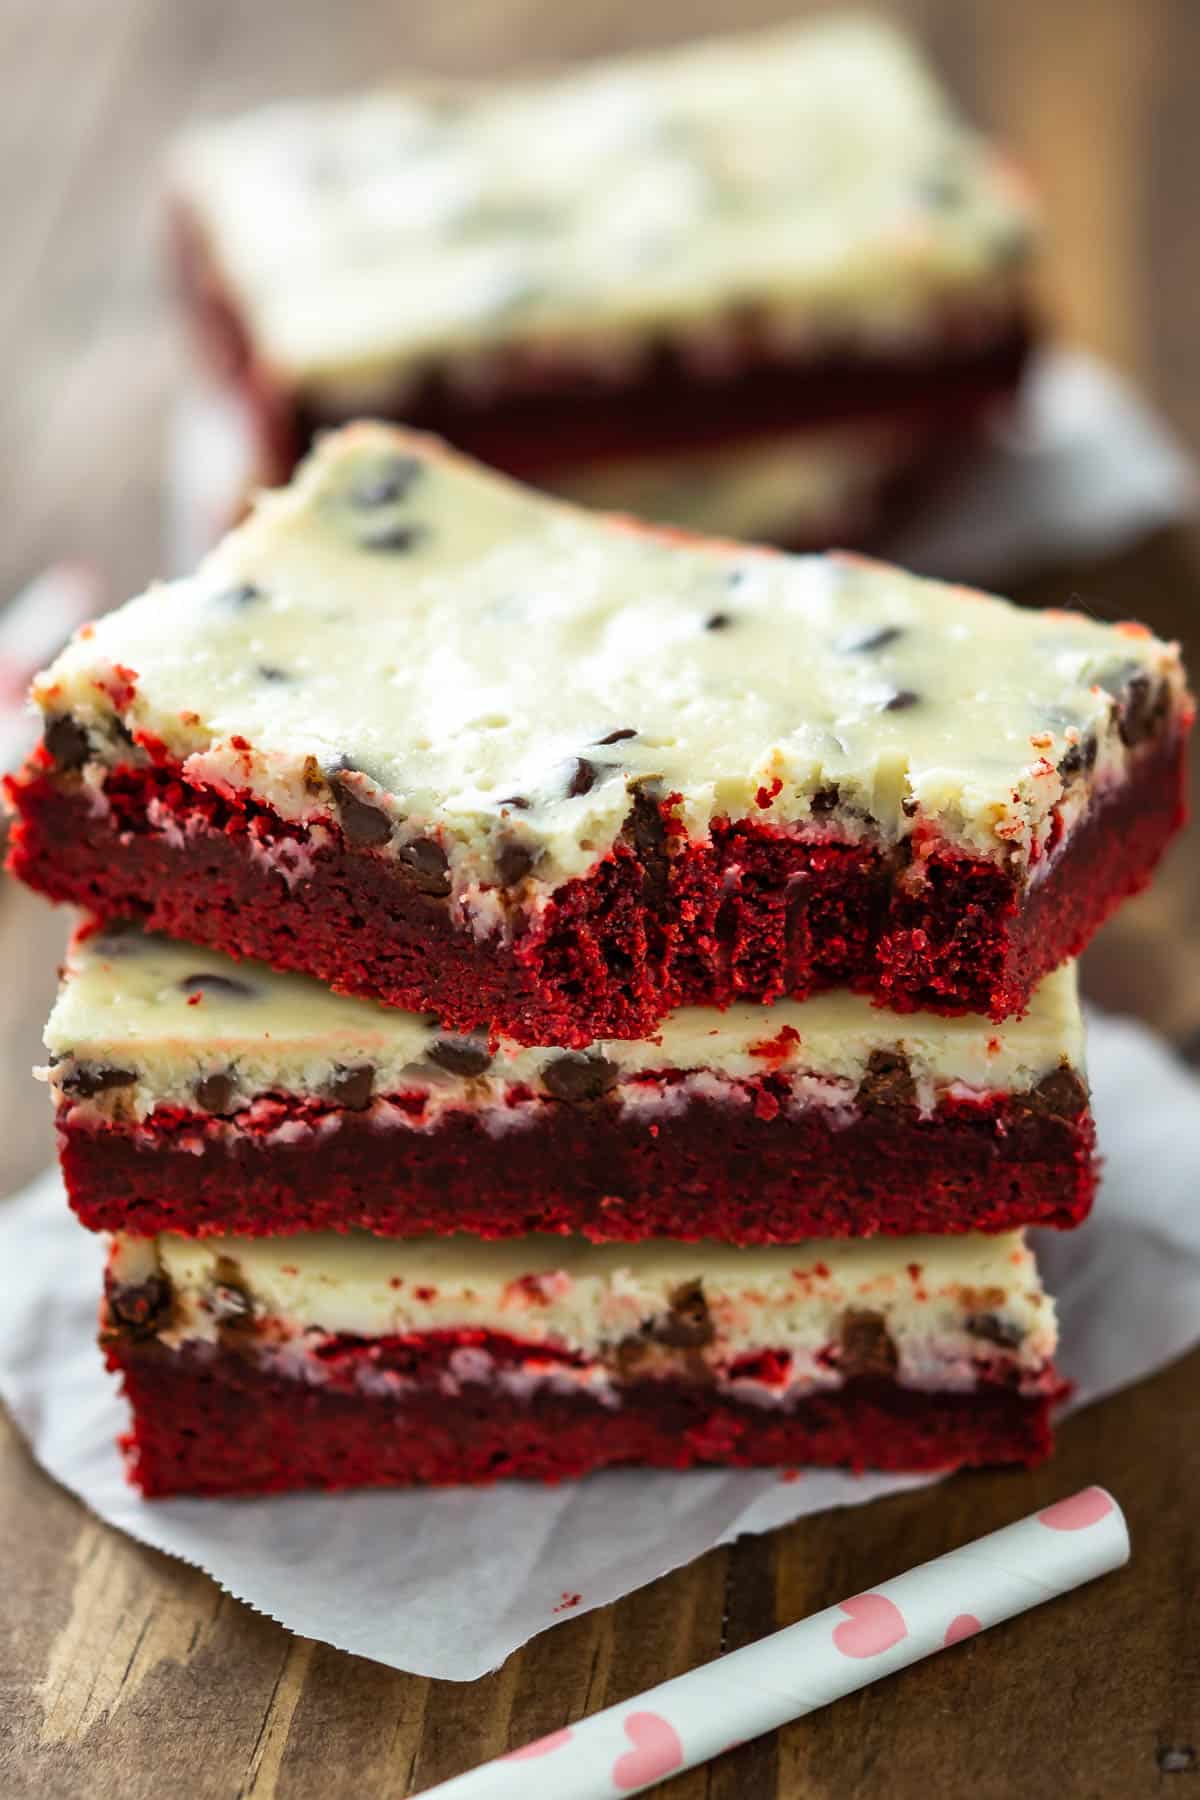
[106,1335,1059,1497]
[7,722,1188,1041]
[60,1076,1097,1244]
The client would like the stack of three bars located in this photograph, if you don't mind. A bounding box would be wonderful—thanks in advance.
[9,427,1190,1495]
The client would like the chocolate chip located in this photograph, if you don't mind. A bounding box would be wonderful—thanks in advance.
[400,837,451,898]
[209,1271,254,1328]
[193,1071,236,1113]
[1117,672,1168,748]
[495,837,539,887]
[596,728,637,745]
[840,1308,898,1379]
[857,1049,916,1114]
[565,757,597,798]
[428,1036,493,1077]
[650,1280,714,1350]
[623,782,669,905]
[847,625,904,653]
[496,794,530,810]
[1019,1064,1089,1120]
[810,784,840,814]
[358,523,428,554]
[542,1053,620,1102]
[965,1312,1025,1348]
[900,796,919,818]
[180,973,256,1000]
[1056,735,1098,780]
[349,456,421,509]
[43,715,90,770]
[217,582,264,609]
[108,1275,172,1337]
[705,611,732,631]
[61,1063,137,1099]
[258,664,290,683]
[883,689,920,712]
[329,776,393,848]
[324,1064,375,1110]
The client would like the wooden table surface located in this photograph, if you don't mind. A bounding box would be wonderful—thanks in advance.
[3,2,1198,1794]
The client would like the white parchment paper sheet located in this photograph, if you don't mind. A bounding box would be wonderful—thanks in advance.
[0,1007,1197,1680]
[167,348,1197,587]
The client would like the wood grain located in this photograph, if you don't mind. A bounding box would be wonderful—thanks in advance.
[2,2,1198,1796]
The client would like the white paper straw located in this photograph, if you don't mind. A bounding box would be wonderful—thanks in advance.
[420,1487,1128,1798]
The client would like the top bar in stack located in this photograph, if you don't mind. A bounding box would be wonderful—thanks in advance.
[170,16,1038,544]
[7,424,1190,1043]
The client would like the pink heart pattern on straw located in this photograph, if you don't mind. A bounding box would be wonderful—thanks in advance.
[611,1712,684,1790]
[504,1728,574,1760]
[1037,1487,1115,1531]
[943,1613,982,1647]
[831,1592,908,1659]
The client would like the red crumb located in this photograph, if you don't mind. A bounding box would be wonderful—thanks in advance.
[755,777,783,808]
[987,1038,1001,1054]
[1114,621,1152,638]
[779,1469,804,1484]
[186,993,202,1006]
[748,1024,801,1063]
[553,1592,582,1613]
[230,735,251,752]
[415,1286,437,1301]
[907,1263,923,1282]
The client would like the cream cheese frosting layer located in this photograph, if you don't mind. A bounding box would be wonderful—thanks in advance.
[111,1229,1056,1398]
[33,426,1186,915]
[174,17,1037,395]
[44,925,1084,1122]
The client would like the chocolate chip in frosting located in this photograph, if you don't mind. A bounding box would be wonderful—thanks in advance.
[325,1064,375,1110]
[349,455,422,509]
[399,837,451,898]
[965,1312,1025,1348]
[565,757,597,798]
[193,1070,236,1113]
[1020,1064,1089,1121]
[847,624,904,654]
[358,523,428,555]
[61,1062,137,1099]
[495,837,539,887]
[108,1274,172,1337]
[217,582,265,610]
[1056,734,1098,781]
[595,728,637,745]
[624,781,669,905]
[257,664,291,683]
[542,1052,620,1102]
[43,714,90,770]
[705,611,733,631]
[328,774,393,848]
[209,1264,254,1329]
[839,1308,898,1379]
[428,1036,493,1078]
[495,794,530,811]
[180,972,256,1000]
[857,1049,916,1114]
[883,688,921,712]
[651,1280,714,1350]
[810,783,840,814]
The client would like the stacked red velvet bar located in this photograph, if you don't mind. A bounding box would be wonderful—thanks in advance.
[11,425,1190,1496]
[169,16,1039,550]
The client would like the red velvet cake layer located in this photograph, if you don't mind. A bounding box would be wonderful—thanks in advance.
[60,1080,1097,1243]
[106,1340,1057,1496]
[7,726,1188,1041]
[177,200,1032,498]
